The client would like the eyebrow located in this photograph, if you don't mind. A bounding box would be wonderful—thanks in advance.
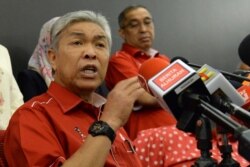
[93,35,108,42]
[127,16,152,22]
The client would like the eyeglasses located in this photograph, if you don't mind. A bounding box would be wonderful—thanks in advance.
[122,18,153,30]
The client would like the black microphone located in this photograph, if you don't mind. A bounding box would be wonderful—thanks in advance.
[139,58,242,132]
[238,34,250,67]
[171,56,250,85]
[195,64,250,124]
[138,58,211,132]
[138,58,250,161]
[171,58,250,124]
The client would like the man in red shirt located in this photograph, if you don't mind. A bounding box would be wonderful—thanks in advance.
[105,5,176,140]
[4,9,249,167]
[4,10,144,167]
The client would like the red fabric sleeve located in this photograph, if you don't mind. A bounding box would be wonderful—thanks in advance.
[4,109,66,167]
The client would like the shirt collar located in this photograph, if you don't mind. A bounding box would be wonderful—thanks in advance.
[47,82,106,114]
[121,43,159,58]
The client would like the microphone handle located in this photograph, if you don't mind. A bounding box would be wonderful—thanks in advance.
[220,69,250,82]
[188,63,250,82]
[199,99,242,132]
[229,103,250,123]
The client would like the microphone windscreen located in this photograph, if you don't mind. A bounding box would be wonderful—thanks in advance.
[239,34,250,66]
[138,58,169,82]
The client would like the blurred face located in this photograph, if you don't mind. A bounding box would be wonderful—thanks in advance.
[48,21,110,98]
[119,7,155,52]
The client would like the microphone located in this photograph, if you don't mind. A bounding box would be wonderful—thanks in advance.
[139,58,212,132]
[234,70,250,77]
[196,64,245,106]
[139,58,249,130]
[170,56,201,69]
[138,58,250,161]
[138,58,171,111]
[238,34,250,67]
[237,75,250,127]
[238,85,250,110]
[171,56,250,84]
[196,64,250,125]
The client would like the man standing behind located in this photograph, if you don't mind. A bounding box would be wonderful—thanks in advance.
[105,5,176,140]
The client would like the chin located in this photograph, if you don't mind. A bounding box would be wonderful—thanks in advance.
[81,83,99,89]
[74,81,97,90]
[140,44,151,50]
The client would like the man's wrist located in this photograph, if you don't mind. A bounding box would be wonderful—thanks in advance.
[88,120,116,143]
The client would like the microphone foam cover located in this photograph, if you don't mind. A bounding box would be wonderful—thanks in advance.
[239,34,250,66]
[138,58,169,82]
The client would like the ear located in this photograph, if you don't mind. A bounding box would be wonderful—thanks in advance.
[47,48,57,72]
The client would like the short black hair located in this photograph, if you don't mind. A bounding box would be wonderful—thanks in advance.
[118,5,149,28]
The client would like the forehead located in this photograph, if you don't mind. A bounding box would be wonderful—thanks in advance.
[125,8,152,21]
[62,21,107,38]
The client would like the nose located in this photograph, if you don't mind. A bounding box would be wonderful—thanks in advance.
[83,44,96,59]
[84,53,96,59]
[139,23,147,32]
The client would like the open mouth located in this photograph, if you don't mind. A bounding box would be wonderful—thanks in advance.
[80,65,98,75]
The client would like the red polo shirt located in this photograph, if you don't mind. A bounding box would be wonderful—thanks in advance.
[106,43,171,89]
[4,82,142,167]
[105,43,177,140]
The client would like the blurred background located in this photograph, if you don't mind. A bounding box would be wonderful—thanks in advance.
[1,0,250,77]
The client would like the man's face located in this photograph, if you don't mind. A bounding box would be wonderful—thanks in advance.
[49,21,110,95]
[119,8,155,52]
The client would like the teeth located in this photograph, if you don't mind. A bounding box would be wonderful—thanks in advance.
[81,65,97,74]
[84,69,95,74]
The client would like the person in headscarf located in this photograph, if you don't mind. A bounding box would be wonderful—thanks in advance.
[28,17,60,86]
[0,44,23,129]
[17,17,59,101]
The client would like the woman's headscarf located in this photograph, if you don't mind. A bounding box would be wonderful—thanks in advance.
[28,17,59,86]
